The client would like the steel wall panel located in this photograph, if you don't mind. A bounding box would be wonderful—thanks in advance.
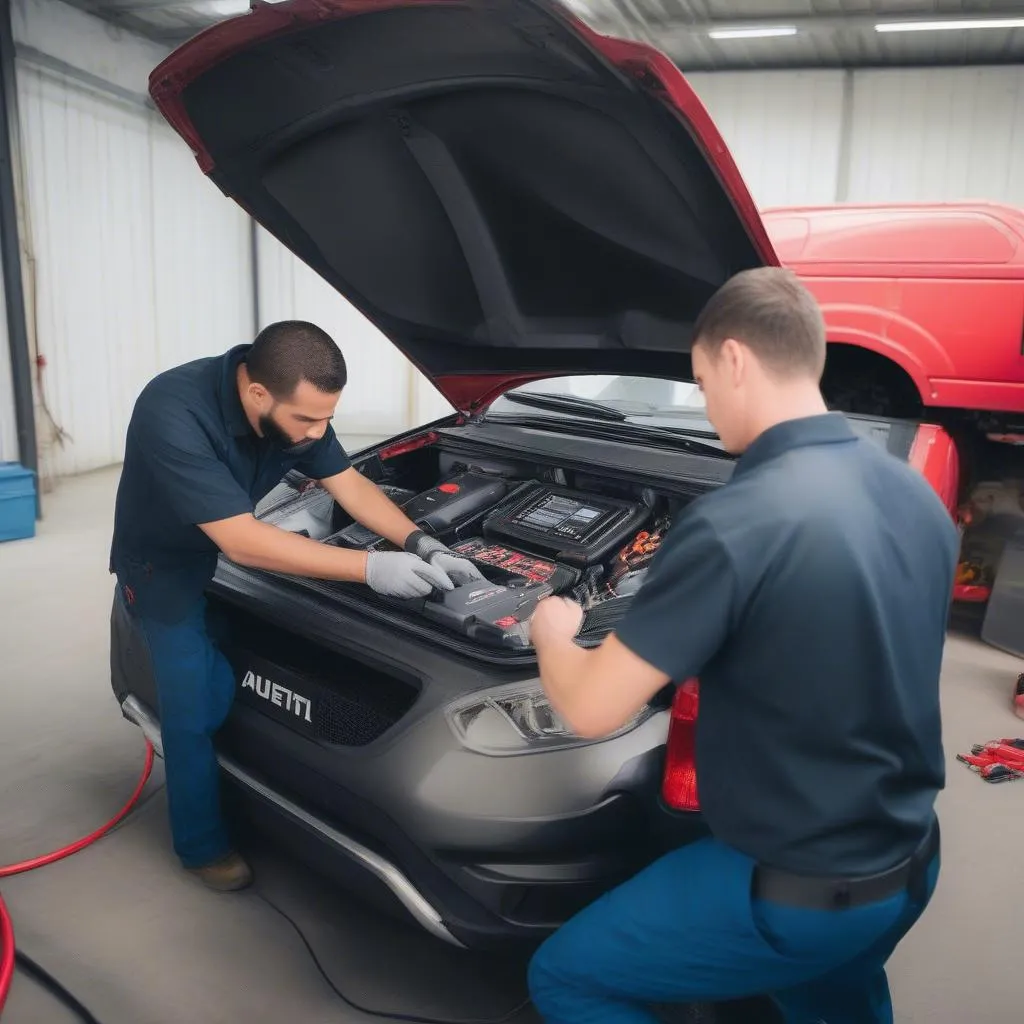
[13,0,166,98]
[847,67,1024,205]
[13,63,252,478]
[686,70,847,208]
[0,271,14,463]
[256,227,451,453]
[149,122,253,370]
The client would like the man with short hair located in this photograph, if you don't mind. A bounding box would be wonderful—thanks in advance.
[110,321,482,890]
[526,268,958,1024]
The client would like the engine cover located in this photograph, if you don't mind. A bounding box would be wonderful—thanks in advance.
[482,482,650,565]
[329,473,509,550]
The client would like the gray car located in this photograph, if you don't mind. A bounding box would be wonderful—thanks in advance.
[110,0,950,966]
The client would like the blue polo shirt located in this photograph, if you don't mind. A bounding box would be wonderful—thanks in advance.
[110,344,350,623]
[615,413,959,877]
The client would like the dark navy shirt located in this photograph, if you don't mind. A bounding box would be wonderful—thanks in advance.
[615,413,959,876]
[110,344,350,623]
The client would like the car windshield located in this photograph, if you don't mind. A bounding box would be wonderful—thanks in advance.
[486,375,716,436]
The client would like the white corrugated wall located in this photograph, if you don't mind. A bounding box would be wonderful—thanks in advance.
[255,229,453,456]
[6,0,253,483]
[2,0,451,477]
[14,63,253,480]
[687,66,1024,209]
[685,70,847,207]
[846,67,1024,205]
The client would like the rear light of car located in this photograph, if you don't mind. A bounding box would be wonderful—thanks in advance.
[661,678,700,812]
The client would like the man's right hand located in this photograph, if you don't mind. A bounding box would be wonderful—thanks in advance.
[365,550,455,599]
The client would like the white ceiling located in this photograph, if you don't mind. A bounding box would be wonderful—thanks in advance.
[59,0,1024,70]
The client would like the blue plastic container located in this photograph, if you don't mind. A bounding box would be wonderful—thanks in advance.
[0,462,36,542]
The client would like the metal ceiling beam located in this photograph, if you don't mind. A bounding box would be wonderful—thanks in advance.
[595,9,1024,58]
[84,0,224,12]
[75,1,1024,30]
[15,44,153,108]
[53,0,187,46]
[49,2,1024,64]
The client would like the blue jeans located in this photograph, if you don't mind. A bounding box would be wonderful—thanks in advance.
[528,835,939,1024]
[134,598,236,868]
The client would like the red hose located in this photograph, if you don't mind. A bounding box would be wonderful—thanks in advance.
[0,892,14,1018]
[0,738,155,1013]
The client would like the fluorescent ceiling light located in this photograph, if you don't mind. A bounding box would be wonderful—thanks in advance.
[876,18,1024,33]
[708,26,798,40]
[207,0,251,14]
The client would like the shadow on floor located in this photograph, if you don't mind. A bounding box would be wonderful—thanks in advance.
[230,810,782,1024]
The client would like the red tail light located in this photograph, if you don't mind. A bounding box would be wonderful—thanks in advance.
[661,678,700,811]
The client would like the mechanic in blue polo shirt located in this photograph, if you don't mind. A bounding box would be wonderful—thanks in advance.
[110,321,483,891]
[527,268,958,1024]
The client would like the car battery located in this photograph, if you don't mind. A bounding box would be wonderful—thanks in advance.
[401,473,510,534]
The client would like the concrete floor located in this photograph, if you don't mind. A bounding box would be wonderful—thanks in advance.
[1,468,1022,1024]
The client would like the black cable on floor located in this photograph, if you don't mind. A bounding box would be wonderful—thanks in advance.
[4,740,533,1024]
[14,900,532,1024]
[256,890,533,1024]
[14,950,101,1024]
[8,788,530,1024]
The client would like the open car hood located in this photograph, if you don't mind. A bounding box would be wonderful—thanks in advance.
[150,0,777,412]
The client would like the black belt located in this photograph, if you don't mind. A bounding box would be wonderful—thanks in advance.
[752,819,940,912]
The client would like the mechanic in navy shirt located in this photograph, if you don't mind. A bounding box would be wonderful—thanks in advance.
[110,321,483,891]
[527,269,958,1024]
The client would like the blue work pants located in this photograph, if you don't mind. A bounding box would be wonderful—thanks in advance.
[529,835,939,1024]
[133,598,236,868]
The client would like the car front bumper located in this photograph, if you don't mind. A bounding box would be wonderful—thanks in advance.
[112,588,706,950]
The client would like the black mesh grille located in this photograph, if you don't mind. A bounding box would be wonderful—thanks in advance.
[314,687,403,746]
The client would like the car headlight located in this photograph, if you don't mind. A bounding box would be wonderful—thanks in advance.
[447,682,655,755]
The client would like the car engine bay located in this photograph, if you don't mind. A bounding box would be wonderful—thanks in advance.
[250,437,703,657]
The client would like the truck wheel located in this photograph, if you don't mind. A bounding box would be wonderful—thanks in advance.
[824,375,900,417]
[821,347,923,420]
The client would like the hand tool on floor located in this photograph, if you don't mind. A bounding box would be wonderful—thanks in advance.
[956,737,1024,782]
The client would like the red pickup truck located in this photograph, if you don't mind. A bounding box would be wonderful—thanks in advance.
[766,203,1024,605]
[763,202,1024,434]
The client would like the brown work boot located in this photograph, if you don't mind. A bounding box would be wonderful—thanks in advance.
[188,852,253,892]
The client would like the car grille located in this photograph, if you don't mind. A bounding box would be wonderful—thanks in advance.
[208,598,421,748]
[314,687,401,746]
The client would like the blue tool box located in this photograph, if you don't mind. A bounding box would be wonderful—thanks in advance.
[0,462,36,542]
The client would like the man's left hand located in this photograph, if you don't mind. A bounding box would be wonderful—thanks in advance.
[529,596,585,649]
[405,531,485,586]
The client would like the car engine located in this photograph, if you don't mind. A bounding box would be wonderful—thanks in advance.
[257,459,683,654]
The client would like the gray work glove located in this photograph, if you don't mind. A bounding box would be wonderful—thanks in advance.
[404,530,486,586]
[365,550,455,599]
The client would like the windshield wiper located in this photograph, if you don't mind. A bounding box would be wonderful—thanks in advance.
[596,421,728,458]
[486,413,730,459]
[635,418,720,440]
[500,392,627,421]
